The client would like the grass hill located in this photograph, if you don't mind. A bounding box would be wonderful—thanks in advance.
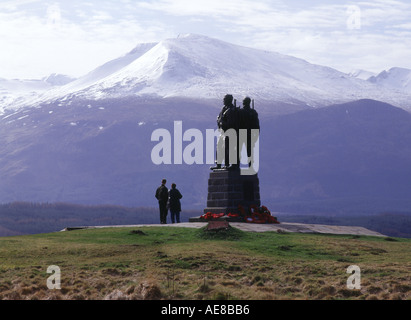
[0,225,409,300]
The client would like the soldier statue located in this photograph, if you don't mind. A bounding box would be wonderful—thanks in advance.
[239,97,260,167]
[212,94,239,169]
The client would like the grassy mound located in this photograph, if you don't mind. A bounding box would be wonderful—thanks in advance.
[195,225,246,241]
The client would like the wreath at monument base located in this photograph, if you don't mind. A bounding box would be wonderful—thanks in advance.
[200,205,280,224]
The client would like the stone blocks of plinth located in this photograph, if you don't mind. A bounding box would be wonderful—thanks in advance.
[203,169,260,215]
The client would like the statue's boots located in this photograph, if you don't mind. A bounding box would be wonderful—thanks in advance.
[210,163,222,170]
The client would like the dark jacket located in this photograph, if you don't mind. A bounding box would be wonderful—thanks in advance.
[168,187,182,212]
[155,185,168,203]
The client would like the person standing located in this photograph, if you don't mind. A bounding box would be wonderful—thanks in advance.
[168,183,183,223]
[155,179,169,224]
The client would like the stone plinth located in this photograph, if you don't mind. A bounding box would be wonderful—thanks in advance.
[203,168,260,215]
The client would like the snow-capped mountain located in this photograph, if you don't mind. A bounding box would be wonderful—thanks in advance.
[42,73,76,86]
[0,77,50,107]
[368,67,411,93]
[4,34,411,113]
[0,74,75,114]
[348,69,376,81]
[55,42,157,94]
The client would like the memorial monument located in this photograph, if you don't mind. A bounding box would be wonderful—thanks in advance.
[190,94,262,221]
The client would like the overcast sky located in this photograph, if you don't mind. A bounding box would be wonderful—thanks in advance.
[1,0,411,79]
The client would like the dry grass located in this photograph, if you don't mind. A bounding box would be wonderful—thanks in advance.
[0,226,410,300]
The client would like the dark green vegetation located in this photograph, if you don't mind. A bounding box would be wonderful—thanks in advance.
[0,225,410,300]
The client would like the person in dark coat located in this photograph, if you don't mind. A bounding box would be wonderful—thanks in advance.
[155,179,168,224]
[168,183,182,223]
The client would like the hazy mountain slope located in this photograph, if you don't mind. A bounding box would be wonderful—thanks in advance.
[260,99,411,213]
[1,97,411,214]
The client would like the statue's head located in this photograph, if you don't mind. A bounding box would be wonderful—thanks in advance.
[243,97,251,108]
[223,94,233,105]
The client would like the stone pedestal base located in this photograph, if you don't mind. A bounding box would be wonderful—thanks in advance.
[203,168,260,215]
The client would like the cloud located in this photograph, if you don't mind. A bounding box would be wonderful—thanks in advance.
[217,1,411,73]
[0,0,41,11]
[0,0,411,78]
[137,0,277,19]
[0,1,172,78]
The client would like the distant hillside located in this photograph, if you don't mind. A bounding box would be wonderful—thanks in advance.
[0,202,410,238]
[260,99,411,214]
[276,212,411,239]
[2,98,411,215]
[0,202,201,236]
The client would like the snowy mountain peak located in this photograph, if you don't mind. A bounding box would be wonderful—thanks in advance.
[348,69,376,80]
[70,34,356,102]
[61,34,411,107]
[3,34,411,112]
[368,67,411,91]
[42,73,76,86]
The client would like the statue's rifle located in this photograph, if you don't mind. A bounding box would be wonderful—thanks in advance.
[252,99,255,109]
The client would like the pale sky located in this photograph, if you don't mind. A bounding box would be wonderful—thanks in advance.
[1,0,411,79]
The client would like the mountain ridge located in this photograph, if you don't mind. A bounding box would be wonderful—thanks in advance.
[2,34,411,114]
[368,67,411,92]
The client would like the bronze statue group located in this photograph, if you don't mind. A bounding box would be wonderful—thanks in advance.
[213,94,260,170]
[155,94,259,224]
